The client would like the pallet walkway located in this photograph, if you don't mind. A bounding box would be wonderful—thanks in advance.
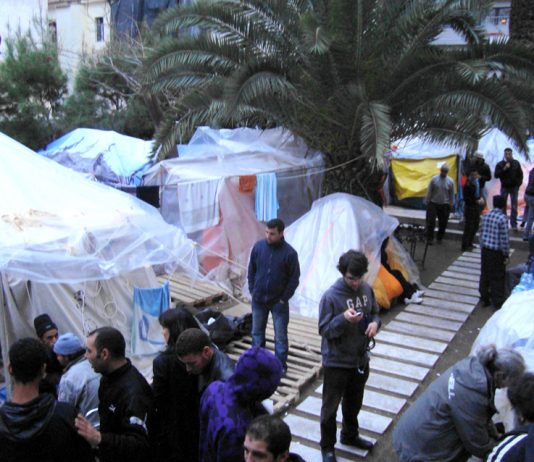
[157,274,227,307]
[281,248,500,461]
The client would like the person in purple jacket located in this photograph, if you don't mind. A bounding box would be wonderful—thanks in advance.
[248,218,300,371]
[199,347,283,462]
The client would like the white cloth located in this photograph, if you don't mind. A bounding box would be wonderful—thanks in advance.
[178,179,222,233]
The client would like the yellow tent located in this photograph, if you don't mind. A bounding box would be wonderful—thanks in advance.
[391,154,458,201]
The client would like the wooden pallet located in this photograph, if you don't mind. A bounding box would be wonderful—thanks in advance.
[225,313,322,413]
[157,274,227,307]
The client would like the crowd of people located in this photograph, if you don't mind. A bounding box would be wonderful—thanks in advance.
[1,168,532,462]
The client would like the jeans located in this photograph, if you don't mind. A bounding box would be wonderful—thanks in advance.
[501,186,519,227]
[251,301,289,369]
[524,194,534,238]
[426,202,451,241]
[320,365,369,450]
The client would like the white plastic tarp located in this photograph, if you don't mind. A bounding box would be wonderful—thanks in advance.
[390,137,460,160]
[39,128,156,186]
[0,131,198,283]
[284,193,400,318]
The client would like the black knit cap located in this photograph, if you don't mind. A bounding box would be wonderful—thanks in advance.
[34,313,58,338]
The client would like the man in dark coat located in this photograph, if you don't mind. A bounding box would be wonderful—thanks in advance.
[495,147,524,230]
[248,218,300,371]
[75,327,154,462]
[0,338,93,462]
[462,170,485,251]
[34,313,62,397]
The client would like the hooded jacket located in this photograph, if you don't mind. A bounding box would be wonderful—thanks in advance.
[199,347,283,462]
[393,355,496,462]
[247,238,300,305]
[318,278,380,369]
[486,423,534,462]
[0,393,93,462]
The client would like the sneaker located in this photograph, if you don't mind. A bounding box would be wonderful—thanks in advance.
[415,290,425,297]
[321,449,337,462]
[340,435,374,450]
[404,295,423,305]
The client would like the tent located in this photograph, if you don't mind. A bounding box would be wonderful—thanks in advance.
[284,193,421,318]
[39,128,156,186]
[142,127,324,288]
[476,129,534,216]
[0,132,199,382]
[387,137,460,209]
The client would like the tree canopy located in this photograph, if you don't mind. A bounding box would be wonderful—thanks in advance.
[143,0,534,196]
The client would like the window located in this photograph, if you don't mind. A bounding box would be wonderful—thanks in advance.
[489,7,511,26]
[96,17,104,42]
[49,21,57,44]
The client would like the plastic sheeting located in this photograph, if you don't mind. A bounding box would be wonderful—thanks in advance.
[0,132,198,284]
[40,128,156,186]
[284,193,401,318]
[391,155,458,200]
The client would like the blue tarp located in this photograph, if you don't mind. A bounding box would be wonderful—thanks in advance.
[40,128,156,186]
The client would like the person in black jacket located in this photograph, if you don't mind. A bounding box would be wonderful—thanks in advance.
[176,327,234,394]
[522,167,534,240]
[462,170,485,251]
[0,338,93,462]
[152,308,200,462]
[75,327,154,462]
[495,148,524,230]
[247,218,300,371]
[33,313,63,397]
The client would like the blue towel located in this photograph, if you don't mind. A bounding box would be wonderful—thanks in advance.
[255,173,279,221]
[131,281,170,356]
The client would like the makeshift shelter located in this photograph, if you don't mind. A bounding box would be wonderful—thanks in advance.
[476,129,534,216]
[0,132,199,382]
[284,193,421,318]
[388,138,460,209]
[39,128,156,186]
[142,127,324,287]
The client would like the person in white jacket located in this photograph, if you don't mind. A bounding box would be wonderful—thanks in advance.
[54,332,100,427]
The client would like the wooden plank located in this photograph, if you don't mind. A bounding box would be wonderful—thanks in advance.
[295,396,392,434]
[458,254,481,262]
[314,385,406,414]
[416,296,474,314]
[377,330,448,354]
[289,443,357,462]
[370,356,430,381]
[448,264,480,275]
[372,343,440,367]
[453,259,480,269]
[396,312,463,331]
[429,282,480,297]
[442,270,480,282]
[385,320,456,342]
[424,289,479,306]
[366,373,419,397]
[437,275,479,288]
[404,304,469,322]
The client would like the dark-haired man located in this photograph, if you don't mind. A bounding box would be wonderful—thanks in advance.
[0,338,92,462]
[479,195,510,309]
[495,147,523,230]
[176,327,234,393]
[75,327,153,462]
[318,250,380,462]
[34,312,63,396]
[244,415,306,462]
[248,218,300,371]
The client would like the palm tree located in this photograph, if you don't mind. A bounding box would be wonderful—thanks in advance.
[144,0,534,197]
[510,0,534,47]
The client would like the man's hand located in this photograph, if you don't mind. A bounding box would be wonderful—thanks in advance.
[343,308,363,323]
[365,321,379,338]
[75,414,101,447]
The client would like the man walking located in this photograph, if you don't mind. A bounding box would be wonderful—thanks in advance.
[479,195,510,309]
[75,327,154,462]
[248,218,300,371]
[495,147,523,230]
[425,163,455,244]
[318,250,380,462]
[461,170,485,252]
[0,338,93,462]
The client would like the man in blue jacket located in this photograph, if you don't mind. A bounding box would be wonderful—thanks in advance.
[247,219,300,371]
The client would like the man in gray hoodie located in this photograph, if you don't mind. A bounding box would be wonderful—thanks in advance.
[318,250,380,462]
